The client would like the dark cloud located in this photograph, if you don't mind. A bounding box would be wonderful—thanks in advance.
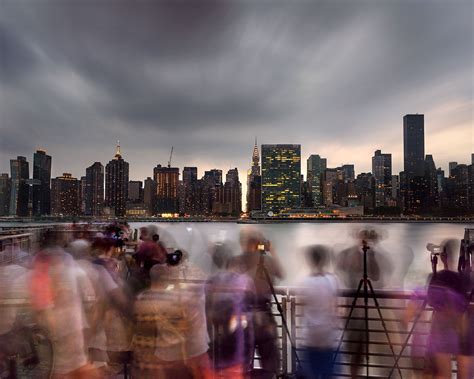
[0,0,472,182]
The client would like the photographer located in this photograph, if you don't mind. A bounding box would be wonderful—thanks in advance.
[426,239,472,379]
[229,228,284,379]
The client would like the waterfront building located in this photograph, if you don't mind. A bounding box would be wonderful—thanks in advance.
[32,149,51,216]
[128,180,143,203]
[202,169,223,215]
[51,173,80,216]
[372,150,392,208]
[105,143,129,217]
[9,156,29,217]
[307,154,327,207]
[403,114,427,213]
[182,167,198,215]
[0,174,11,216]
[449,162,458,177]
[341,164,355,183]
[355,172,375,214]
[224,168,242,216]
[424,155,439,212]
[143,177,157,214]
[85,162,104,216]
[261,144,301,214]
[154,164,179,214]
[247,140,262,213]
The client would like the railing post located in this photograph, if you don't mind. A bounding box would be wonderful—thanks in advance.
[281,296,288,375]
[290,295,297,374]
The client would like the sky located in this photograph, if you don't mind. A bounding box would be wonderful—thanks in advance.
[1,0,473,194]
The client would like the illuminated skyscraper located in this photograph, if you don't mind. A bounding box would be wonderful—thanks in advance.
[261,144,301,214]
[307,154,327,207]
[154,164,179,214]
[372,150,392,207]
[85,162,104,216]
[51,173,80,216]
[0,174,11,216]
[182,167,198,215]
[247,139,261,213]
[105,143,129,217]
[32,149,51,216]
[9,156,29,216]
[403,114,426,213]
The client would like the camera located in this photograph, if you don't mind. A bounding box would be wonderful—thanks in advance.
[257,239,269,253]
[166,250,183,266]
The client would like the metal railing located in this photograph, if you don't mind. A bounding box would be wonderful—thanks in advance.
[0,228,453,378]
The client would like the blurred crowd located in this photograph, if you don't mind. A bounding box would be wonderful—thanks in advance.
[0,223,473,379]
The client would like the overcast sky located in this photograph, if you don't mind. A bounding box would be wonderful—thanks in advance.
[1,0,472,190]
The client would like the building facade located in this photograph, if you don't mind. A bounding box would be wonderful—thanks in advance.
[154,165,179,214]
[261,144,301,214]
[32,149,52,216]
[9,156,29,217]
[85,162,104,216]
[105,144,129,217]
[51,173,80,216]
[307,154,327,207]
[372,150,392,208]
[403,114,426,213]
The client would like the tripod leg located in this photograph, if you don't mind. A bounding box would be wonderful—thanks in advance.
[366,280,403,378]
[387,298,428,378]
[333,278,364,363]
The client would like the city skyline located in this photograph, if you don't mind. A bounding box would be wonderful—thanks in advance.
[0,1,472,186]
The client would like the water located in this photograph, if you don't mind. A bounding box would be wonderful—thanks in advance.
[130,221,473,289]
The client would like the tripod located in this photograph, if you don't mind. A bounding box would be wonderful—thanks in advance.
[333,241,402,378]
[256,250,302,376]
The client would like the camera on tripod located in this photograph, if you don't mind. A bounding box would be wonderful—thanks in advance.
[427,243,444,255]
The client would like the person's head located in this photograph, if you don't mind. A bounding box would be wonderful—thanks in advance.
[210,242,233,270]
[305,245,331,272]
[440,239,458,270]
[68,239,91,259]
[91,237,115,258]
[139,225,158,242]
[239,228,265,253]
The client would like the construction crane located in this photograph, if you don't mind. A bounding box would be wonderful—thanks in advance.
[168,146,174,168]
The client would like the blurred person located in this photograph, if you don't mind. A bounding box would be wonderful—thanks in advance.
[335,228,394,378]
[91,237,134,376]
[229,228,284,379]
[205,242,256,378]
[30,230,100,379]
[426,239,472,379]
[132,263,211,379]
[296,245,339,379]
[68,239,129,373]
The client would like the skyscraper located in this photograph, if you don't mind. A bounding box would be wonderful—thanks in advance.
[9,156,29,216]
[307,155,327,207]
[32,149,52,216]
[182,167,198,215]
[143,177,157,214]
[372,150,392,208]
[128,180,143,203]
[51,173,80,216]
[105,143,129,217]
[0,174,11,216]
[247,140,262,213]
[85,162,104,216]
[224,168,242,216]
[403,114,426,213]
[154,164,179,214]
[261,144,301,214]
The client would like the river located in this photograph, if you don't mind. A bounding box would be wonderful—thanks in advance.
[129,221,473,289]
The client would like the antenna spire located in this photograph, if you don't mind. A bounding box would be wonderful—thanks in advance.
[115,140,122,159]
